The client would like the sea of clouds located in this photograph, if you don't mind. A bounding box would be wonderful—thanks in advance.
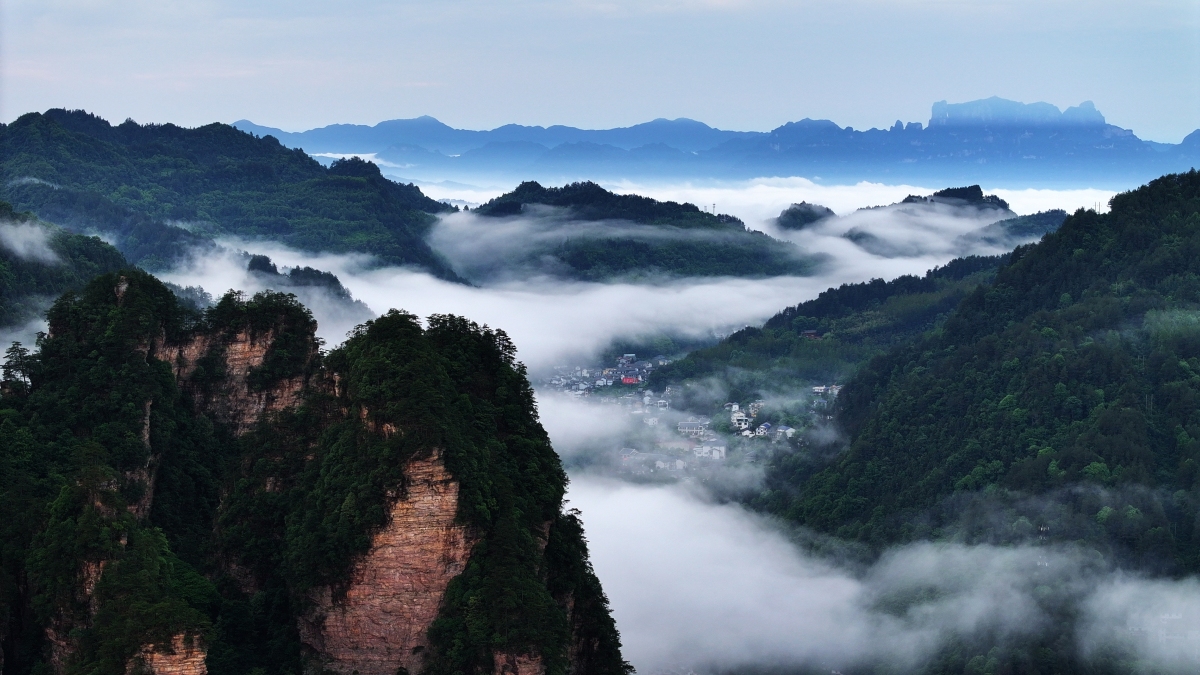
[33,178,1195,673]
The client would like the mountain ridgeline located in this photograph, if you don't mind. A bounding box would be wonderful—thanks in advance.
[0,270,629,675]
[236,98,1200,188]
[0,110,458,278]
[466,181,816,280]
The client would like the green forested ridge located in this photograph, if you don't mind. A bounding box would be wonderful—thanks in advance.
[0,110,459,278]
[649,254,1006,398]
[0,271,627,675]
[476,180,735,228]
[958,209,1067,249]
[758,171,1200,574]
[472,181,816,280]
[0,200,128,327]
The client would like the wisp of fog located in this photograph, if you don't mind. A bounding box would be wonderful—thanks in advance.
[0,221,60,264]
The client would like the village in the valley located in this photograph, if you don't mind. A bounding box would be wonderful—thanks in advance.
[540,352,842,482]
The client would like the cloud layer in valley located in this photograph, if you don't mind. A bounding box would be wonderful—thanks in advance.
[153,182,1115,374]
[566,478,1200,674]
[414,176,1118,229]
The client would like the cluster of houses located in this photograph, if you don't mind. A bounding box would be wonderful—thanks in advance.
[725,401,797,440]
[809,384,844,411]
[544,353,671,396]
[542,354,847,479]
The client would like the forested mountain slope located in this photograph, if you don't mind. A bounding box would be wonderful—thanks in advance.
[0,271,628,675]
[465,181,816,280]
[761,170,1200,572]
[650,254,1006,394]
[0,200,127,327]
[0,110,459,278]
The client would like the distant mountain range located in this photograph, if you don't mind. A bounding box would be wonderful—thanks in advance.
[234,98,1200,188]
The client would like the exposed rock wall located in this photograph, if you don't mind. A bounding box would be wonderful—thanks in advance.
[154,329,307,435]
[299,449,476,675]
[494,652,545,675]
[127,634,207,675]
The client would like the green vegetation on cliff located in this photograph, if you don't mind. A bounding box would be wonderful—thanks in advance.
[0,110,458,277]
[221,310,629,675]
[1,270,220,675]
[0,270,628,675]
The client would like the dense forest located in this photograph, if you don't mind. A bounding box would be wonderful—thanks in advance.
[649,254,1007,400]
[957,209,1067,250]
[0,110,459,278]
[0,200,127,327]
[469,181,817,279]
[743,171,1200,671]
[647,197,1068,405]
[0,270,628,675]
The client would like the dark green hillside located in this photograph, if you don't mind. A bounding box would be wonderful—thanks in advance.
[649,254,1006,394]
[0,200,127,326]
[0,271,627,675]
[957,209,1067,249]
[471,181,816,280]
[0,110,459,278]
[477,180,734,228]
[762,171,1200,571]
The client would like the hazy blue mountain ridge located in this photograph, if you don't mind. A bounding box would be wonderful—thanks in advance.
[235,97,1200,188]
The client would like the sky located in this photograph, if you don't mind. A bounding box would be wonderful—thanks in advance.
[3,0,1199,142]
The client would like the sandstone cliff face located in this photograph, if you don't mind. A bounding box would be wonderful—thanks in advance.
[154,329,308,435]
[299,449,476,675]
[126,634,206,675]
[494,652,545,675]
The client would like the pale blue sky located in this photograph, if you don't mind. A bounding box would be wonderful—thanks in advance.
[3,0,1198,141]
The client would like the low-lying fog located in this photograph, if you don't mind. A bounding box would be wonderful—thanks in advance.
[413,176,1115,224]
[147,180,1195,672]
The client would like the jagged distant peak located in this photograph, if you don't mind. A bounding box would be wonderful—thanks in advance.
[929,96,1107,127]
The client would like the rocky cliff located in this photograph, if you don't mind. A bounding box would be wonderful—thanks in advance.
[154,329,303,434]
[298,449,476,675]
[0,271,630,675]
[127,635,207,675]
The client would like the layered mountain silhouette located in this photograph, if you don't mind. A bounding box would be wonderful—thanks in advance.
[235,97,1200,188]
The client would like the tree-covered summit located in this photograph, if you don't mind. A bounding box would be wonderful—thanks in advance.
[459,181,818,280]
[902,184,1011,210]
[475,180,743,229]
